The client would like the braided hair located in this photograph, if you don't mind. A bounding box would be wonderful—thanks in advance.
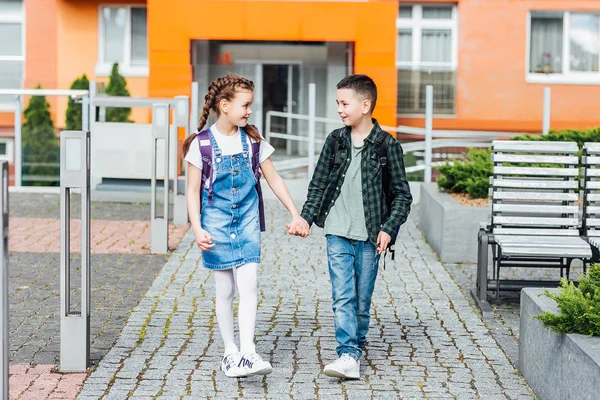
[181,73,261,156]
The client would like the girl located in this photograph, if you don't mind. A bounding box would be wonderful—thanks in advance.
[181,73,309,378]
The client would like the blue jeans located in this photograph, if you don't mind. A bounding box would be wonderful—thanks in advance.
[326,235,380,360]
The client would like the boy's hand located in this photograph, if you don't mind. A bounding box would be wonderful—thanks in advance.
[287,216,310,238]
[195,228,215,251]
[376,231,392,254]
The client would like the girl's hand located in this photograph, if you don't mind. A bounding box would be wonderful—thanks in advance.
[195,228,215,251]
[287,216,309,238]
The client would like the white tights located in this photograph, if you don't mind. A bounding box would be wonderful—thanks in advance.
[213,263,258,356]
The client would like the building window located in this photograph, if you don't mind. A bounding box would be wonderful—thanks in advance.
[0,0,24,110]
[97,6,148,77]
[528,11,600,84]
[396,4,458,115]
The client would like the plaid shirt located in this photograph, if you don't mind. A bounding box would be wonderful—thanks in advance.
[301,119,413,245]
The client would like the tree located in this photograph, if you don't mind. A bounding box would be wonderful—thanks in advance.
[65,74,90,130]
[105,63,132,122]
[21,85,60,186]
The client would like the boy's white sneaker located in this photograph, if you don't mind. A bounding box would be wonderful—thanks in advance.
[220,352,241,378]
[323,354,360,379]
[235,352,273,376]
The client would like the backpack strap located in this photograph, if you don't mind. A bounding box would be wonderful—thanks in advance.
[251,139,266,232]
[196,129,214,205]
[374,131,395,263]
[329,128,344,169]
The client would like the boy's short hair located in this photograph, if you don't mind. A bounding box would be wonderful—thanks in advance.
[336,74,378,113]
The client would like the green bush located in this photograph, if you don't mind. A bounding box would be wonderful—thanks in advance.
[436,148,492,199]
[535,264,600,336]
[22,85,60,186]
[65,74,90,130]
[105,63,132,122]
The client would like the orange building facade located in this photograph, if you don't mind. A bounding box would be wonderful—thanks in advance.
[0,0,599,157]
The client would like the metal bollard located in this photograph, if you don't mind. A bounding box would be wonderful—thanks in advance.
[59,131,91,372]
[173,96,189,225]
[0,162,8,399]
[151,104,170,254]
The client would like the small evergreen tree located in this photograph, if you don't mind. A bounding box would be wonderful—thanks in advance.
[65,74,90,130]
[105,63,132,122]
[22,85,60,186]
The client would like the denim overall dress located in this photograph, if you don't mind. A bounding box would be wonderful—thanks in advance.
[200,128,261,270]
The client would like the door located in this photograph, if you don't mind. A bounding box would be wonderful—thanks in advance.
[261,64,300,152]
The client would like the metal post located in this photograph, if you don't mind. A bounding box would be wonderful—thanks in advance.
[542,87,551,135]
[89,81,97,131]
[151,104,170,254]
[0,162,8,399]
[82,96,90,132]
[14,95,22,187]
[307,83,316,179]
[173,96,189,225]
[59,131,91,372]
[424,85,433,183]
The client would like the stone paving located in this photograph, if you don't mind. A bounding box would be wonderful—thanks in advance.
[7,193,188,399]
[76,201,535,399]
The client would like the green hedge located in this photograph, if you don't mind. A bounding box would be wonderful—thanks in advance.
[436,126,600,199]
[535,264,600,336]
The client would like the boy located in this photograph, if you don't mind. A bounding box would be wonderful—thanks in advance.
[298,74,412,379]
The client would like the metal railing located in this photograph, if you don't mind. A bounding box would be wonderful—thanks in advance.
[265,84,553,182]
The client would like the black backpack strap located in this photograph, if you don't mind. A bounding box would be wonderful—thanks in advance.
[329,129,343,170]
[375,131,396,265]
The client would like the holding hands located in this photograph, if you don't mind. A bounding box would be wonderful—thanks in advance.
[287,215,310,238]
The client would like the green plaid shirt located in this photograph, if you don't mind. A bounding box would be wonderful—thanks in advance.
[301,119,413,245]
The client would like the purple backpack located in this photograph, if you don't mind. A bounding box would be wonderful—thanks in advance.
[196,128,266,232]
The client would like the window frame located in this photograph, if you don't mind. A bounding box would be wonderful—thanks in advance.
[96,4,148,78]
[527,10,600,85]
[396,3,458,117]
[0,0,25,111]
[396,4,459,70]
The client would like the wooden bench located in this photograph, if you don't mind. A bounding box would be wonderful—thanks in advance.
[471,140,592,318]
[582,142,600,268]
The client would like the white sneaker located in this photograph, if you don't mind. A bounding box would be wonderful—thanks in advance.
[220,353,241,378]
[323,354,360,379]
[235,352,273,376]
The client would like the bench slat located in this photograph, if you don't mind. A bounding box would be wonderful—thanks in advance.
[500,246,591,258]
[584,180,600,190]
[492,228,580,236]
[494,166,578,177]
[585,206,600,214]
[495,235,589,246]
[584,169,600,177]
[583,142,600,154]
[492,178,578,190]
[493,191,578,201]
[494,216,579,226]
[493,204,578,214]
[584,219,600,227]
[493,154,578,165]
[586,193,600,201]
[582,155,600,165]
[493,140,579,153]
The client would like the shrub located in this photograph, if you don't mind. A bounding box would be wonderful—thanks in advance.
[21,85,59,186]
[65,74,90,130]
[436,148,492,199]
[105,63,132,122]
[535,264,600,336]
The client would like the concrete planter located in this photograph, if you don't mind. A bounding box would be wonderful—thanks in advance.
[519,288,600,400]
[418,183,490,263]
